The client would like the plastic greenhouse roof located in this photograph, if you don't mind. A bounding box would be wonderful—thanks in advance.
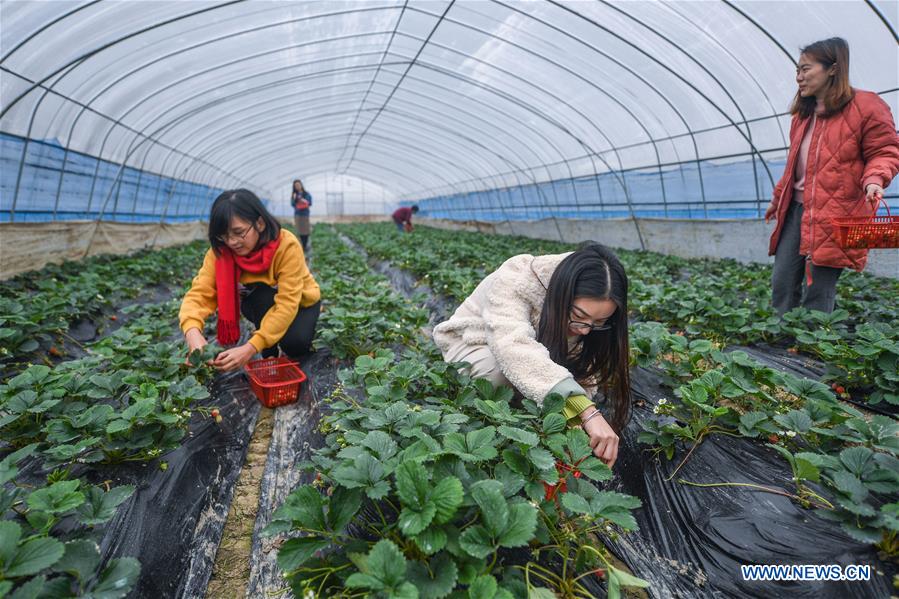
[1,0,897,209]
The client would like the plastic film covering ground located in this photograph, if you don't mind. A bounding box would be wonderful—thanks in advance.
[356,241,895,598]
[609,367,893,598]
[11,371,259,598]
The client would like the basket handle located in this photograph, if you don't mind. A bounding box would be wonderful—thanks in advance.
[868,193,891,220]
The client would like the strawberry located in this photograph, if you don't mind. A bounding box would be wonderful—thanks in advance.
[768,434,780,444]
[48,346,62,357]
[834,385,845,395]
[211,408,222,423]
[109,315,117,321]
[787,347,799,355]
[594,568,606,579]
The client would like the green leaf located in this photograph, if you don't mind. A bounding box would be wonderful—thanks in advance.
[367,539,408,588]
[526,447,555,471]
[53,540,100,582]
[345,573,382,591]
[493,464,526,497]
[608,566,650,590]
[498,502,537,547]
[469,575,498,599]
[362,430,399,461]
[831,471,868,503]
[470,481,508,537]
[540,393,565,417]
[271,485,326,530]
[527,588,557,599]
[541,413,566,435]
[4,536,64,578]
[0,444,37,486]
[27,480,84,515]
[773,410,812,434]
[497,426,539,447]
[277,537,330,572]
[577,458,612,482]
[738,411,769,436]
[327,487,362,533]
[399,503,437,536]
[560,492,592,515]
[7,576,42,599]
[0,522,23,570]
[413,527,447,555]
[793,458,820,483]
[839,446,873,477]
[502,449,530,475]
[459,525,495,559]
[105,420,131,435]
[431,477,464,525]
[466,427,498,455]
[76,485,134,526]
[406,552,457,599]
[396,461,431,509]
[85,557,140,599]
[591,491,642,513]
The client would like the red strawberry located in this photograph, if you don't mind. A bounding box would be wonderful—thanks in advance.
[211,408,222,423]
[768,434,780,444]
[594,568,606,579]
[834,385,845,395]
[48,346,62,357]
[787,347,799,355]
[109,315,117,321]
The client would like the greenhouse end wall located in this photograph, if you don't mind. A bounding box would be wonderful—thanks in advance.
[419,217,899,280]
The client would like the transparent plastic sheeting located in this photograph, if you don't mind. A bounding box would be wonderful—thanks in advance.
[1,1,897,221]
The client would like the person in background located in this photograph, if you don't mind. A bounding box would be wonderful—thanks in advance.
[765,37,899,316]
[179,189,321,371]
[433,243,630,468]
[292,179,313,252]
[391,204,419,232]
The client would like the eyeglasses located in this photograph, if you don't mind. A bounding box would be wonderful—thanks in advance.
[568,307,614,333]
[569,319,613,333]
[216,226,254,244]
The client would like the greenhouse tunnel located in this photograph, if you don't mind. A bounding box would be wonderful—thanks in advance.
[1,1,898,598]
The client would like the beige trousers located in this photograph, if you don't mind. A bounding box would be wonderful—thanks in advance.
[444,341,511,388]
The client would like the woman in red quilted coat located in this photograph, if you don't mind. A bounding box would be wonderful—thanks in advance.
[765,37,899,315]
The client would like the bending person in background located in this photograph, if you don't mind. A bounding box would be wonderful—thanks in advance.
[765,37,899,316]
[433,243,630,468]
[179,189,321,371]
[391,204,419,232]
[292,179,313,252]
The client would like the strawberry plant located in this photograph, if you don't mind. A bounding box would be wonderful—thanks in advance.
[267,351,648,598]
[0,447,140,598]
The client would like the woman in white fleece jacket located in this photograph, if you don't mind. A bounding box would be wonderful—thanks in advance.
[433,243,630,467]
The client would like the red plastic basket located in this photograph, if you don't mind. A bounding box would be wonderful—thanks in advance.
[245,357,306,408]
[831,198,899,249]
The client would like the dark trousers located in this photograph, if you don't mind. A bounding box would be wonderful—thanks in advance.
[771,201,843,316]
[240,285,320,359]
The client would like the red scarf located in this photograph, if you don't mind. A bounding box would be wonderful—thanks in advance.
[215,235,281,345]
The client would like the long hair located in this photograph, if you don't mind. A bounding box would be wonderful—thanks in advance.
[536,242,630,432]
[208,189,281,255]
[790,37,853,118]
[292,179,304,193]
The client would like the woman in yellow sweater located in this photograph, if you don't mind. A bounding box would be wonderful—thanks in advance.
[179,189,321,371]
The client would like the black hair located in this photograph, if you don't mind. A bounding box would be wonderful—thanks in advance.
[536,242,630,432]
[208,189,281,254]
[411,205,420,213]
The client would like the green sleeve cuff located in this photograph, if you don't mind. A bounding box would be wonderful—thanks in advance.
[562,394,595,426]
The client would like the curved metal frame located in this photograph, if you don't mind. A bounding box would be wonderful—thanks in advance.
[3,0,896,226]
